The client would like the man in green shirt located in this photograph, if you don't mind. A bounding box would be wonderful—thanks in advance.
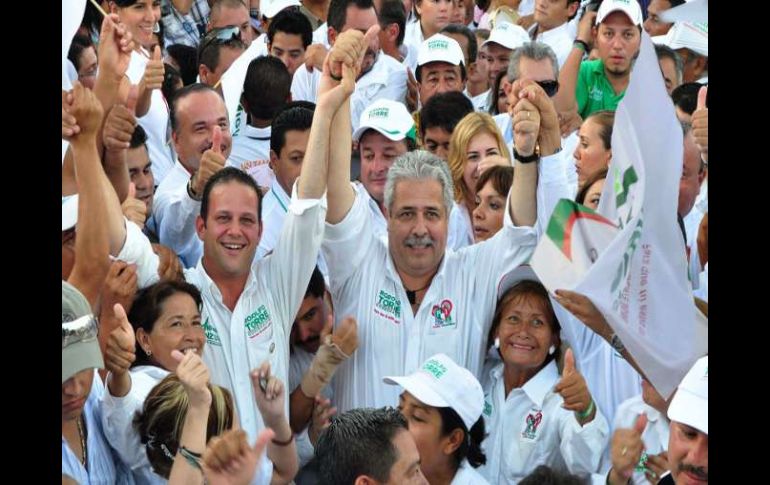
[555,0,642,123]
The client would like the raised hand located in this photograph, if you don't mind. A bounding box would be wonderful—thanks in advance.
[62,90,80,140]
[103,85,138,152]
[304,43,328,73]
[102,260,139,316]
[554,348,595,424]
[478,154,511,177]
[251,361,286,426]
[609,414,648,484]
[645,451,669,484]
[308,395,336,446]
[577,10,597,47]
[141,46,165,92]
[153,243,184,282]
[172,349,212,408]
[105,303,137,376]
[329,316,358,356]
[191,125,227,195]
[691,86,708,162]
[203,428,274,485]
[122,183,148,229]
[553,289,612,337]
[68,81,105,142]
[98,14,134,81]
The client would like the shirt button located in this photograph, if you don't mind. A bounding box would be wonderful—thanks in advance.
[269,342,275,353]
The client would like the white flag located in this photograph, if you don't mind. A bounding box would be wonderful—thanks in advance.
[532,33,707,398]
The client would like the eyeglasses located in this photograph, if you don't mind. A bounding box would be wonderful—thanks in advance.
[198,25,242,58]
[62,314,99,348]
[536,80,559,97]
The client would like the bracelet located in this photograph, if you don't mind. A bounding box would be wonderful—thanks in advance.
[271,434,295,447]
[179,446,204,470]
[576,399,595,420]
[573,39,589,53]
[329,71,343,82]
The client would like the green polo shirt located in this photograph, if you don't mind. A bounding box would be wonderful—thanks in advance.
[576,59,627,119]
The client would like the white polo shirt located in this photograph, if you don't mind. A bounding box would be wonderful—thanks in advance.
[479,360,609,484]
[226,124,275,189]
[529,22,576,68]
[152,160,203,268]
[321,187,540,413]
[291,51,408,133]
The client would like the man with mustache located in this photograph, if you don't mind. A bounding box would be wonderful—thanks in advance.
[607,356,708,485]
[291,0,408,133]
[321,57,570,412]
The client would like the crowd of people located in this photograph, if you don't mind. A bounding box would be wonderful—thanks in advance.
[62,0,708,483]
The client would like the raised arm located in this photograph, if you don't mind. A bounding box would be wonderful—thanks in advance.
[134,46,165,118]
[101,86,139,202]
[553,11,596,116]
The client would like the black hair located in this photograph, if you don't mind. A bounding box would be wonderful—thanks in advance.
[198,35,246,72]
[268,8,313,48]
[328,0,375,33]
[379,0,407,46]
[315,407,408,485]
[671,82,703,116]
[129,124,149,150]
[166,44,200,85]
[68,35,94,71]
[518,465,587,485]
[419,91,474,136]
[306,266,325,299]
[243,56,291,121]
[200,167,263,224]
[270,105,315,155]
[128,280,203,367]
[169,83,223,132]
[161,62,184,102]
[654,43,683,86]
[488,69,508,116]
[441,24,478,63]
[436,407,487,469]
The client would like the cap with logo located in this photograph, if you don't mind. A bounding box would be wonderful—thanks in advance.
[652,21,708,57]
[62,280,104,383]
[596,0,643,27]
[481,22,530,51]
[353,99,416,143]
[417,33,465,68]
[667,355,708,435]
[383,353,484,430]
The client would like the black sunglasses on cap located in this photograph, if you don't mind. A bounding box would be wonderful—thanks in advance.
[198,25,242,58]
[536,80,559,97]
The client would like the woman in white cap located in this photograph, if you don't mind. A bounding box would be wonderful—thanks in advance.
[480,267,609,483]
[384,353,490,485]
[62,280,134,484]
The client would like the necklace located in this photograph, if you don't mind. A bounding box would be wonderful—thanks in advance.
[77,416,88,468]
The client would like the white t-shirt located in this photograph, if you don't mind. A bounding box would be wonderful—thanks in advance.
[479,360,609,484]
[126,50,177,185]
[529,21,576,68]
[226,124,275,189]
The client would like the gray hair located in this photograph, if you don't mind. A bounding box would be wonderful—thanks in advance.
[654,44,684,86]
[384,150,455,215]
[506,42,559,83]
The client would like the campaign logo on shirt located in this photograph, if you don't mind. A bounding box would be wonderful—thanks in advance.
[245,305,273,339]
[588,86,604,102]
[483,400,493,418]
[202,317,221,346]
[431,299,455,329]
[374,289,402,324]
[521,410,543,440]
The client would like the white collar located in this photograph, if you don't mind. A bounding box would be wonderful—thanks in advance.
[269,179,291,206]
[493,359,560,407]
[243,124,271,140]
[530,21,571,42]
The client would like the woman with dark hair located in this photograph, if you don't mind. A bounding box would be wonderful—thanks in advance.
[68,35,99,90]
[384,354,490,484]
[573,110,614,188]
[488,69,511,116]
[472,165,513,242]
[575,167,608,211]
[479,267,609,484]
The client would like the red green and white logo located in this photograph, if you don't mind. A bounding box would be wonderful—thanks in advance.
[545,199,618,263]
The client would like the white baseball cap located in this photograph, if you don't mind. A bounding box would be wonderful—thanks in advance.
[652,21,708,57]
[496,265,540,302]
[62,194,79,231]
[353,99,416,143]
[383,353,484,430]
[417,33,465,68]
[667,355,708,435]
[261,0,301,19]
[596,0,643,27]
[481,22,530,51]
[659,0,708,24]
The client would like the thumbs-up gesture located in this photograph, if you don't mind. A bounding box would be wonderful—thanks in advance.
[251,361,286,426]
[608,414,648,484]
[191,125,227,195]
[141,45,165,92]
[203,428,274,485]
[104,85,139,152]
[301,315,358,399]
[122,183,148,229]
[105,303,137,376]
[691,86,708,163]
[172,348,212,408]
[554,348,595,424]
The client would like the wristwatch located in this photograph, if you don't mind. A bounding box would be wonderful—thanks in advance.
[187,176,202,202]
[609,333,625,353]
[513,144,540,164]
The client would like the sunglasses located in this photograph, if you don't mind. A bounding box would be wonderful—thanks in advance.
[198,25,242,58]
[536,80,559,97]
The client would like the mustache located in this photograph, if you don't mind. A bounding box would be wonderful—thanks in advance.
[678,463,708,481]
[404,235,435,248]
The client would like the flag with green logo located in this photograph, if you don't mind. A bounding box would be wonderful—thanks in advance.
[532,33,707,398]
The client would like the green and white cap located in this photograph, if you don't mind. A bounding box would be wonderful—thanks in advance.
[417,33,465,68]
[383,353,484,430]
[596,0,643,26]
[353,99,416,143]
[482,22,530,51]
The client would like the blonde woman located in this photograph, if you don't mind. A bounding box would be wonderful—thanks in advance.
[447,112,510,248]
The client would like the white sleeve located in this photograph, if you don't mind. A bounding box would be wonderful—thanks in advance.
[100,377,151,472]
[558,403,610,476]
[321,188,378,292]
[535,150,573,237]
[291,68,316,103]
[263,191,326,335]
[153,182,202,268]
[553,302,605,369]
[116,218,160,288]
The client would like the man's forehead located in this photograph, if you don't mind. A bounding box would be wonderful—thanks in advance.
[392,179,445,207]
[423,62,461,75]
[424,127,451,140]
[486,43,512,55]
[178,92,227,121]
[600,11,637,29]
[518,57,556,81]
[342,5,377,31]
